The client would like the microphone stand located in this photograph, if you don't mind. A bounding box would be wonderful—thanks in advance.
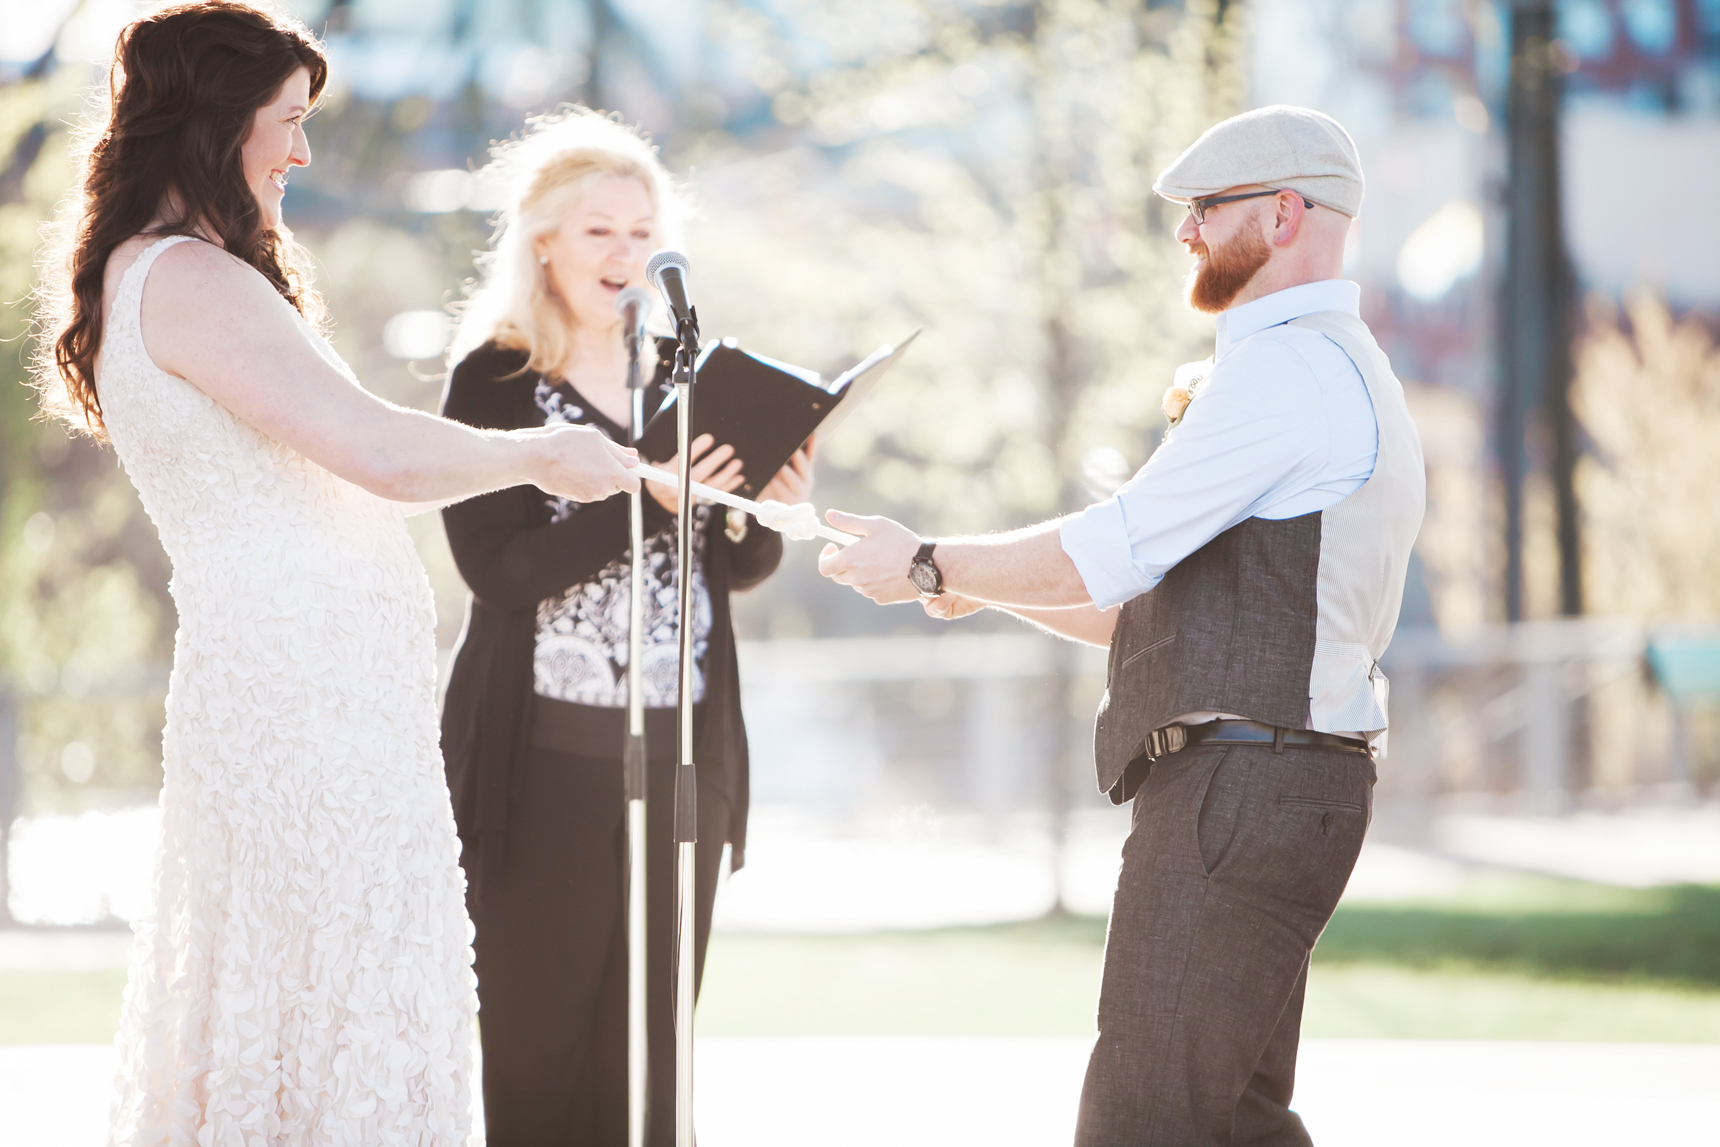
[669,303,700,1147]
[623,316,650,1147]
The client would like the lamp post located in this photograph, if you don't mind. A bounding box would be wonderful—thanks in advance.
[1499,0,1581,621]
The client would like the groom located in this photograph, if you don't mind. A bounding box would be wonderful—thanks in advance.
[818,105,1424,1144]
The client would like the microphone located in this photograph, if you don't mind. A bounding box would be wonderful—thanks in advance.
[615,286,652,350]
[616,286,652,392]
[646,248,694,329]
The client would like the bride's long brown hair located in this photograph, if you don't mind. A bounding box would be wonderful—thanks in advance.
[30,0,328,440]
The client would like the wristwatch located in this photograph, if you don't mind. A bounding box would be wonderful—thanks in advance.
[908,541,944,598]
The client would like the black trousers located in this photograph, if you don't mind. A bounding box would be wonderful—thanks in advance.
[1075,743,1375,1146]
[470,741,728,1147]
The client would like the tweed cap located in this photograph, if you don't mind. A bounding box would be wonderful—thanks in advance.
[1154,105,1365,218]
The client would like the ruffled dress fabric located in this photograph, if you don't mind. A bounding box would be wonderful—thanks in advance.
[97,236,476,1146]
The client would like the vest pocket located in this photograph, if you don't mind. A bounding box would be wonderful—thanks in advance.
[1120,631,1176,671]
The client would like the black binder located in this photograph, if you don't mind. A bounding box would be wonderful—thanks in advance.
[639,330,919,501]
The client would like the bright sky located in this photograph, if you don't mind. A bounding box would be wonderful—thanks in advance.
[1,0,145,68]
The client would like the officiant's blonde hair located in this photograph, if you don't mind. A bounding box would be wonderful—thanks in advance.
[449,107,682,374]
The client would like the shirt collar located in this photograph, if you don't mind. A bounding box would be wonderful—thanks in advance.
[1214,280,1361,361]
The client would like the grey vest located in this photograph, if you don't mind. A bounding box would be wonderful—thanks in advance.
[1093,312,1426,803]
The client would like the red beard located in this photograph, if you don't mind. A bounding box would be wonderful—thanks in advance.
[1185,226,1273,314]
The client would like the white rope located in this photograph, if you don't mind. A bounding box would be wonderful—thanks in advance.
[633,463,859,546]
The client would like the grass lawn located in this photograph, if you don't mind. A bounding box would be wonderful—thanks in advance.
[1302,963,1720,1041]
[6,875,1718,1045]
[699,874,1720,1040]
[0,968,128,1045]
[1317,877,1720,986]
[697,915,1720,1041]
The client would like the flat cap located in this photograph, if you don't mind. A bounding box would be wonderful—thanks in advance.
[1154,105,1365,218]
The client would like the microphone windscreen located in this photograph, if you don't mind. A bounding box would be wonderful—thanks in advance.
[646,248,691,293]
[615,286,654,322]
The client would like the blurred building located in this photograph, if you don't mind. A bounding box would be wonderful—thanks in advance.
[3,0,1715,846]
[1257,0,1720,326]
[1244,0,1720,630]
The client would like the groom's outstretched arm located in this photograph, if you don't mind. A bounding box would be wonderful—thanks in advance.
[815,512,1091,608]
[924,595,1120,647]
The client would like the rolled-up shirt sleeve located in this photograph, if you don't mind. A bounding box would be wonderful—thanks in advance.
[1059,338,1329,610]
[1058,497,1139,613]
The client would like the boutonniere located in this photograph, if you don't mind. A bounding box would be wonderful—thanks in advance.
[1162,357,1213,427]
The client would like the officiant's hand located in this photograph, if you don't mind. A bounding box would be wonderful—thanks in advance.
[757,433,817,506]
[647,433,744,515]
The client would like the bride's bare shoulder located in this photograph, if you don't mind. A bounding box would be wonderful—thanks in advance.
[146,236,254,288]
[124,237,296,380]
[135,238,286,327]
[104,233,249,304]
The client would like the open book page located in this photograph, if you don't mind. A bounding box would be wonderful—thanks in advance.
[744,348,825,389]
[816,328,922,437]
[640,329,918,497]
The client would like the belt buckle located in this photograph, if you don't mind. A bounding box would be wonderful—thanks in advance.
[1142,723,1188,761]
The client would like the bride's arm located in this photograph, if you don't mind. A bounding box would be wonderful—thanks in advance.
[138,240,638,505]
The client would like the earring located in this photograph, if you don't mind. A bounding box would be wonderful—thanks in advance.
[538,254,549,266]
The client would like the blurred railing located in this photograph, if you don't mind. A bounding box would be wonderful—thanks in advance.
[4,621,1715,923]
[1380,620,1648,818]
[0,664,169,928]
[738,620,1714,831]
[0,690,12,927]
[736,635,1107,830]
[1379,621,1720,828]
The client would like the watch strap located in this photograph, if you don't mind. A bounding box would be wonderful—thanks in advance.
[911,541,944,597]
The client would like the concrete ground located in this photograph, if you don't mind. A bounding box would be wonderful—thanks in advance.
[4,803,1717,1144]
[4,1038,1718,1146]
[9,801,1720,930]
[707,801,1720,930]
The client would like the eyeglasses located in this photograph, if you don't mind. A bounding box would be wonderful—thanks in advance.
[1186,189,1315,225]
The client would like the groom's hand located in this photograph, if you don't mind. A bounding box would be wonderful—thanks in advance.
[817,511,923,605]
[923,593,986,621]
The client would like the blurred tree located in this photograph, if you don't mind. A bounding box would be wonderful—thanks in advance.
[0,0,1248,840]
[1572,292,1720,621]
[692,0,1245,904]
[695,0,1242,532]
[2,70,174,816]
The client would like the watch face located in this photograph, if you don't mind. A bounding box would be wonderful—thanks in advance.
[909,560,940,594]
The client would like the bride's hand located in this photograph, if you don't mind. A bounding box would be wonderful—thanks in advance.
[647,433,745,515]
[519,423,640,502]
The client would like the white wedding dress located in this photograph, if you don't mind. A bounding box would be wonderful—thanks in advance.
[98,236,476,1146]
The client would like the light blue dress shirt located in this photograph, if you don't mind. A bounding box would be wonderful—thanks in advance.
[1060,280,1379,611]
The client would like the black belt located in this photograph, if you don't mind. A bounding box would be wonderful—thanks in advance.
[1138,719,1373,762]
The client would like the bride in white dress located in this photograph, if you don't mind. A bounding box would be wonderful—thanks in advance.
[29,5,637,1143]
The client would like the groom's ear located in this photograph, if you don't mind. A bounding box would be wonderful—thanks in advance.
[1271,192,1307,245]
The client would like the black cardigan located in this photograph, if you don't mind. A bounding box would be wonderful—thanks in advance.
[438,339,783,892]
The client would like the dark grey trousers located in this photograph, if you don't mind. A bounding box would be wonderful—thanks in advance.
[1074,742,1374,1147]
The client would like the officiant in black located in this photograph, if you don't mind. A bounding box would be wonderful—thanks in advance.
[436,109,815,1147]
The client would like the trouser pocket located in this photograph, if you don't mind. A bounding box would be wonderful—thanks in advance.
[1279,795,1365,839]
[1203,749,1375,913]
[1194,748,1245,877]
